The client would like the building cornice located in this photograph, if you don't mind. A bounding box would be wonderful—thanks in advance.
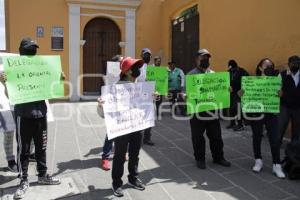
[65,0,141,8]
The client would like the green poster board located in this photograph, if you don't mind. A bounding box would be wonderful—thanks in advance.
[186,72,230,114]
[3,55,64,104]
[146,66,168,96]
[241,76,281,113]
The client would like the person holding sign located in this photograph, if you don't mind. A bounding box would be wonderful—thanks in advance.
[187,49,231,170]
[100,57,147,197]
[148,56,167,117]
[168,60,185,116]
[239,58,285,179]
[1,38,62,199]
[101,55,123,171]
[153,56,163,117]
[0,64,17,172]
[279,55,300,144]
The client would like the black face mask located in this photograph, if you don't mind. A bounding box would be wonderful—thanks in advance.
[264,67,275,76]
[19,47,37,56]
[290,65,300,74]
[131,66,141,78]
[143,56,151,64]
[199,59,210,69]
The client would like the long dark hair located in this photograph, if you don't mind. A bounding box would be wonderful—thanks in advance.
[256,58,275,76]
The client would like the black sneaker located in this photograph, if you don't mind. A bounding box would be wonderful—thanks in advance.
[112,186,124,197]
[14,180,29,199]
[143,140,155,146]
[38,174,61,185]
[196,160,206,169]
[8,160,18,173]
[128,178,145,191]
[213,159,231,167]
[29,154,36,162]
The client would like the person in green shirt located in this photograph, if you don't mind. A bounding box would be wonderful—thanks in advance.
[168,61,185,115]
[153,56,163,117]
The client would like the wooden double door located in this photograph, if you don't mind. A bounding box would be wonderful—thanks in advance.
[83,18,121,95]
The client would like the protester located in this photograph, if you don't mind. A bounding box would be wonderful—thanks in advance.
[0,68,17,172]
[153,56,163,117]
[101,55,123,171]
[1,38,62,199]
[168,60,185,115]
[239,58,285,178]
[227,59,249,131]
[138,48,155,146]
[99,57,146,197]
[279,55,300,143]
[187,49,231,169]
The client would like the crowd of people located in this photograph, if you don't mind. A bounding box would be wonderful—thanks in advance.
[0,37,300,199]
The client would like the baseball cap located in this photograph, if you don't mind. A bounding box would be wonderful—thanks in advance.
[141,48,152,55]
[196,49,211,57]
[19,38,39,49]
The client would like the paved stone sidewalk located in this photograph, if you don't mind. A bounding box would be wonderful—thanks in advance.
[0,102,299,200]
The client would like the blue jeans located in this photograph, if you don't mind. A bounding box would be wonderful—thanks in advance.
[102,135,113,160]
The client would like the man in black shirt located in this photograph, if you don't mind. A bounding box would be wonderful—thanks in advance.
[1,38,61,199]
[227,60,249,131]
[279,55,300,143]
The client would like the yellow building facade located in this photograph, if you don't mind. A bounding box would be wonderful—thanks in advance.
[3,0,300,100]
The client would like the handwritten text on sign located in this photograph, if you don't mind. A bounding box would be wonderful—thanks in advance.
[146,66,168,96]
[241,76,281,113]
[3,56,64,104]
[186,72,230,114]
[101,82,155,140]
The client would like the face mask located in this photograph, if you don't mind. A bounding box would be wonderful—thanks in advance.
[264,67,275,76]
[19,47,37,56]
[290,65,300,73]
[199,59,210,69]
[143,56,151,64]
[131,67,141,78]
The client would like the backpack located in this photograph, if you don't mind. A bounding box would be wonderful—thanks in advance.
[282,141,300,180]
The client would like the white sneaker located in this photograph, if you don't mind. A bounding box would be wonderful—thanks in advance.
[252,159,263,173]
[273,164,286,179]
[14,180,29,199]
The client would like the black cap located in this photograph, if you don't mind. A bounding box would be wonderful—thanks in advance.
[196,49,211,57]
[19,38,39,49]
[288,55,300,64]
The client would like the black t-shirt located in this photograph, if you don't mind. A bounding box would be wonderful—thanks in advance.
[229,67,249,94]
